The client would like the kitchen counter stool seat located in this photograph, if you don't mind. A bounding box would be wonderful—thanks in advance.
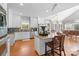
[45,35,66,56]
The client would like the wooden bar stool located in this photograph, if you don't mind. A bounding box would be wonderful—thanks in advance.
[45,35,66,56]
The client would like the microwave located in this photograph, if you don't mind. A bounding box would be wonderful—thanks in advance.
[0,5,6,27]
[0,5,7,37]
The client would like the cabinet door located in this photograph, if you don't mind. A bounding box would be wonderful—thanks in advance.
[9,34,15,45]
[35,37,40,55]
[25,32,30,39]
[0,3,7,11]
[34,36,40,54]
[39,39,45,55]
[34,36,45,55]
[8,9,21,28]
[22,32,30,39]
[12,15,21,27]
[15,32,30,40]
[34,36,38,51]
[14,32,22,40]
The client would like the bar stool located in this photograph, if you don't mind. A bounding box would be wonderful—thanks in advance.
[45,35,66,56]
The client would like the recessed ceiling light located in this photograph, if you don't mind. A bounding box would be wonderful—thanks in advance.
[20,3,24,6]
[46,10,48,13]
[19,13,23,15]
[38,16,39,18]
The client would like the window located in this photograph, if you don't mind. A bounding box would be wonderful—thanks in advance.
[21,22,29,29]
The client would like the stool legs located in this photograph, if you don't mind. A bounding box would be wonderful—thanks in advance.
[45,43,47,56]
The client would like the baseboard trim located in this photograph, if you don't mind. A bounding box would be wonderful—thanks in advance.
[35,50,39,56]
[35,50,46,56]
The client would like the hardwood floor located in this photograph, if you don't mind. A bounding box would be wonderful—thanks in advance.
[64,36,79,56]
[10,39,37,56]
[10,36,79,56]
[0,44,6,55]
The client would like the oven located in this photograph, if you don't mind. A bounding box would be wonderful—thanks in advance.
[0,5,7,56]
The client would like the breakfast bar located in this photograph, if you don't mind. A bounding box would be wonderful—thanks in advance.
[34,32,56,55]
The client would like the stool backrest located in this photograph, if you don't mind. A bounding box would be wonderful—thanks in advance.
[54,34,65,47]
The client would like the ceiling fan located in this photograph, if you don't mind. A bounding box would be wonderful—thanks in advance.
[51,3,57,12]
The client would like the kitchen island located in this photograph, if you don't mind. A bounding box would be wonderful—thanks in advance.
[34,34,53,55]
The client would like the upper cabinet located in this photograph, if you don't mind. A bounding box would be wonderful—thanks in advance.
[30,17,38,28]
[0,3,7,11]
[8,9,21,28]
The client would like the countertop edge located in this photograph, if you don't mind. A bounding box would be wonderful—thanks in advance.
[0,34,8,39]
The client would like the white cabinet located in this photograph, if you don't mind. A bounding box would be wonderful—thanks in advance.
[0,35,8,56]
[8,9,21,28]
[12,15,21,28]
[30,17,38,28]
[14,32,30,40]
[18,32,30,39]
[14,32,22,40]
[34,34,52,55]
[8,34,15,46]
[11,14,21,28]
[0,3,7,11]
[0,37,7,46]
[34,36,45,55]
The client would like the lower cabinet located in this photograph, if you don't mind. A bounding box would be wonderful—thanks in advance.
[14,32,30,40]
[0,36,8,56]
[34,35,52,55]
[9,34,15,46]
[34,36,45,55]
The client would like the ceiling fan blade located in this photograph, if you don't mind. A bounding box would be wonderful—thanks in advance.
[51,4,57,12]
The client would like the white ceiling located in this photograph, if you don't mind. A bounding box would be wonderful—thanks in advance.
[63,9,79,24]
[7,3,79,17]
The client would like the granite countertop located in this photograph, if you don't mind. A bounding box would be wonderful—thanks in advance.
[35,34,49,40]
[16,29,30,32]
[8,28,31,34]
[37,35,48,40]
[0,34,7,39]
